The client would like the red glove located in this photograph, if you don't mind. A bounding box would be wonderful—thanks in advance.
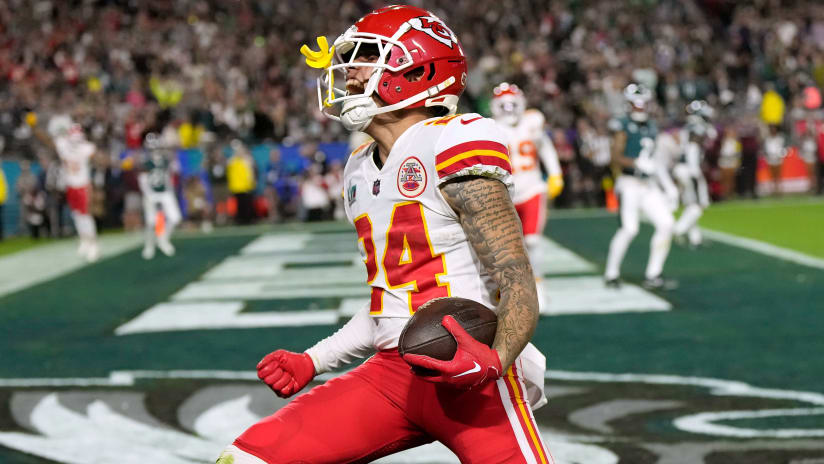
[403,315,503,390]
[257,350,316,398]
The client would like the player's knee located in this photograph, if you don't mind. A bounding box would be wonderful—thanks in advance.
[620,223,639,238]
[657,217,675,234]
[524,234,540,250]
[216,444,268,464]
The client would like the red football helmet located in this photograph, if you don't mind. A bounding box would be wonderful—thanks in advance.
[308,5,467,130]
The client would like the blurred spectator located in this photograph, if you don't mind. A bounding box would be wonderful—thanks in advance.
[203,145,228,225]
[0,160,6,240]
[576,117,612,207]
[300,163,330,222]
[324,160,345,220]
[183,175,212,232]
[264,148,283,223]
[39,154,67,237]
[120,154,144,231]
[763,124,787,195]
[791,94,823,194]
[738,118,762,199]
[719,127,742,198]
[15,161,46,238]
[226,140,257,225]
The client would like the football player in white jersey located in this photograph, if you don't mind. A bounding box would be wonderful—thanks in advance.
[219,6,551,464]
[28,113,100,262]
[604,84,678,290]
[138,133,181,259]
[490,83,563,274]
[671,100,715,247]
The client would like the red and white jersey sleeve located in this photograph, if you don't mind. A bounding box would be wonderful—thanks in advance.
[342,114,512,350]
[499,109,558,204]
[55,136,95,188]
[432,114,513,189]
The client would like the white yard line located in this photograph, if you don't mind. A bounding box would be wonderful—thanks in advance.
[701,228,824,271]
[0,233,143,298]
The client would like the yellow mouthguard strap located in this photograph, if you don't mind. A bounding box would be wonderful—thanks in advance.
[300,36,336,107]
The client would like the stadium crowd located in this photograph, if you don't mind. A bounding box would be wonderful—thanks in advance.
[1,0,824,238]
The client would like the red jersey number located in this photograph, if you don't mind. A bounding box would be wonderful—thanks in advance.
[354,202,450,315]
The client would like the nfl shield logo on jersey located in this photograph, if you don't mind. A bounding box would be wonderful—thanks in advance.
[372,179,381,196]
[397,157,427,198]
[347,184,357,206]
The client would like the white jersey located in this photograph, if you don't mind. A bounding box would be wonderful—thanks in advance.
[496,109,561,204]
[655,130,687,168]
[54,136,95,188]
[343,113,513,349]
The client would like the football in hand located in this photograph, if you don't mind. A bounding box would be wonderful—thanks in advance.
[399,297,497,376]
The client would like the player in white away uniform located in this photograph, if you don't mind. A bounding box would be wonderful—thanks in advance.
[490,83,563,273]
[671,101,715,247]
[139,133,181,259]
[29,114,100,262]
[220,6,551,464]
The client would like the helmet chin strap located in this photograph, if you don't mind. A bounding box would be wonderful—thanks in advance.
[339,76,457,132]
[341,96,378,131]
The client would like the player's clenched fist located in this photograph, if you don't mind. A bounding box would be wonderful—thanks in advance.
[257,350,316,398]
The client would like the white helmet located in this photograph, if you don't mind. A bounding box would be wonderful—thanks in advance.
[624,83,652,122]
[685,100,717,139]
[490,82,526,126]
[47,114,73,138]
[686,99,715,121]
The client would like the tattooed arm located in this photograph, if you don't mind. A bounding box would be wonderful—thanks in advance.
[440,176,539,370]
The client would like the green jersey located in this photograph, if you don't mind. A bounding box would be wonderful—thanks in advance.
[143,153,172,193]
[608,116,657,160]
[608,116,658,177]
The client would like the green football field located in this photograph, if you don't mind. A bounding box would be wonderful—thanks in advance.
[697,197,824,259]
[0,197,822,464]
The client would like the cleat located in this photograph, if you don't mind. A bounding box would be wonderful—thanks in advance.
[85,243,100,263]
[142,245,155,260]
[642,276,678,290]
[604,278,622,289]
[158,239,176,257]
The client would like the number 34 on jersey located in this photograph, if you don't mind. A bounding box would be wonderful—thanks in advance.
[343,113,513,319]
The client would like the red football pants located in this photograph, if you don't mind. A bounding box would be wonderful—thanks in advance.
[515,193,546,237]
[234,350,552,464]
[65,185,90,215]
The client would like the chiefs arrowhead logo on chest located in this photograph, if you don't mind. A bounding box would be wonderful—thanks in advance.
[397,156,427,198]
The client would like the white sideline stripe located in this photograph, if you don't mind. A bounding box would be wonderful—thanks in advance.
[701,228,824,270]
[0,232,143,298]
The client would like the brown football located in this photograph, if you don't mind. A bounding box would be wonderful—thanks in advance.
[398,297,497,376]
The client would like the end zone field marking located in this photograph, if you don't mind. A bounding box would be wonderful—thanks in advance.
[701,228,824,270]
[548,370,824,439]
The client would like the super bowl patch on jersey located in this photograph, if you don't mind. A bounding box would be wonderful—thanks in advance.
[397,156,427,198]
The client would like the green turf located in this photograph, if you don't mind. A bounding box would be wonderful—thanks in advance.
[698,196,824,258]
[546,214,824,394]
